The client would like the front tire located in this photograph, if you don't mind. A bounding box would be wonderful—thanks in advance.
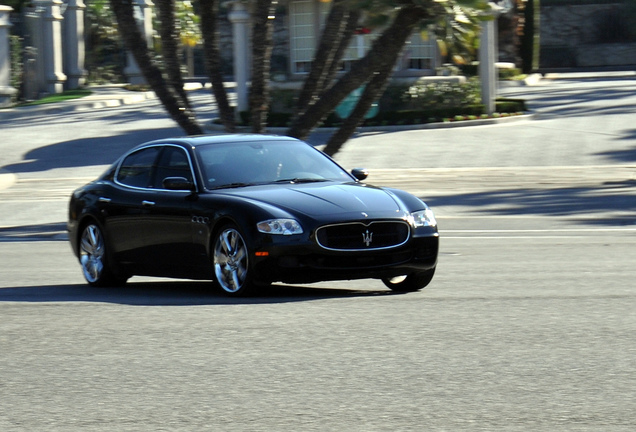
[212,224,254,296]
[79,222,127,287]
[382,268,435,292]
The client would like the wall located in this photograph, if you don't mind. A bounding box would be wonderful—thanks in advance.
[540,0,636,68]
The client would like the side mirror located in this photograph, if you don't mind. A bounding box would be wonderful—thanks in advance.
[351,168,369,181]
[163,177,195,191]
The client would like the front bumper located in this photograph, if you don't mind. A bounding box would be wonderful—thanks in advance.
[252,233,439,284]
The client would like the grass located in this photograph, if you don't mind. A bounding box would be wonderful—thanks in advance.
[17,89,92,107]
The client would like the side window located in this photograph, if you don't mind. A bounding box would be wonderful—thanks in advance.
[117,147,160,188]
[153,146,194,189]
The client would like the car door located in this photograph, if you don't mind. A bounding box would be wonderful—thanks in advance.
[141,145,204,277]
[103,146,161,267]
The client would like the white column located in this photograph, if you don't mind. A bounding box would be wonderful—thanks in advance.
[23,3,45,99]
[63,0,87,89]
[124,0,154,85]
[479,18,497,115]
[0,5,17,107]
[480,2,512,116]
[42,0,67,94]
[228,1,251,119]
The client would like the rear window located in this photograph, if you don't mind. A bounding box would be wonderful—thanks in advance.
[117,147,160,188]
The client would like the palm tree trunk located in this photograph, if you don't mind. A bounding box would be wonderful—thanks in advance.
[321,11,360,93]
[250,0,276,133]
[294,1,358,118]
[110,0,202,135]
[287,5,427,141]
[200,0,235,132]
[322,61,393,156]
[156,0,190,109]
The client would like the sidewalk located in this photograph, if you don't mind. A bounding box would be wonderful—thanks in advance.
[0,82,236,121]
[0,85,158,121]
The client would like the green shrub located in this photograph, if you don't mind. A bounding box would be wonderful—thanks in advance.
[498,67,523,80]
[401,78,481,112]
[234,82,526,128]
[496,98,527,113]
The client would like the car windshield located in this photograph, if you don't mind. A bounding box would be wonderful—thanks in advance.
[195,140,354,190]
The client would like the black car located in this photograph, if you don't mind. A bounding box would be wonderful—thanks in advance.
[68,135,438,296]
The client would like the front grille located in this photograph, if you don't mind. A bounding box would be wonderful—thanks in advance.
[315,221,410,251]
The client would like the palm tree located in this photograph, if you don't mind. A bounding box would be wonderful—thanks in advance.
[287,3,437,143]
[293,0,361,121]
[200,0,236,132]
[289,0,488,155]
[108,0,488,152]
[110,0,202,135]
[249,0,277,133]
[155,0,190,109]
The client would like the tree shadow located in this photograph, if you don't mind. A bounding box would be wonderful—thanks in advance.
[0,281,396,306]
[2,128,179,174]
[426,180,636,226]
[0,222,67,242]
[503,78,636,118]
[1,119,328,175]
[596,136,636,163]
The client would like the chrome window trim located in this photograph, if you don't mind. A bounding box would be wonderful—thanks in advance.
[114,143,199,192]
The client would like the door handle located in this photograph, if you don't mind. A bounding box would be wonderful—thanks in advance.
[142,200,155,207]
[98,197,112,203]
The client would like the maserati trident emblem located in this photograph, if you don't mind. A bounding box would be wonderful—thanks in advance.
[362,229,373,247]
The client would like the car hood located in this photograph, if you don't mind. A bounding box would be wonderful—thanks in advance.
[221,182,404,217]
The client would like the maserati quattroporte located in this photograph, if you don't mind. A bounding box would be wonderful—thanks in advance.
[68,135,438,295]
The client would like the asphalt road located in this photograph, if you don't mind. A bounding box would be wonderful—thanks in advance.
[1,76,635,430]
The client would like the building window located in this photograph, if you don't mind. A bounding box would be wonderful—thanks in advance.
[290,0,323,74]
[403,33,435,70]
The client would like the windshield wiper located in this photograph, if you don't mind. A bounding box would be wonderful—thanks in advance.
[210,182,254,190]
[272,178,329,184]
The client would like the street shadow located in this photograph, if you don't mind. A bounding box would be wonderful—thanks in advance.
[503,78,636,118]
[0,281,396,306]
[2,128,179,174]
[596,139,636,164]
[1,121,329,175]
[1,102,177,131]
[425,180,636,227]
[0,222,67,242]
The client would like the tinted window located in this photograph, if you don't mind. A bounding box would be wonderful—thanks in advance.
[153,146,194,189]
[117,147,160,188]
[196,140,352,189]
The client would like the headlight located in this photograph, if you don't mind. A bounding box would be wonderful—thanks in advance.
[409,208,437,228]
[257,219,304,235]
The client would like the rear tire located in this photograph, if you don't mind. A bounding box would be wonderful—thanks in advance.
[79,222,127,287]
[382,268,435,292]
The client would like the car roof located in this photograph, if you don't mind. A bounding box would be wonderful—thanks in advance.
[136,134,303,150]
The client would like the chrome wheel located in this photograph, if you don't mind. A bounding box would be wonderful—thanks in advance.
[78,222,127,287]
[80,223,106,284]
[213,226,249,294]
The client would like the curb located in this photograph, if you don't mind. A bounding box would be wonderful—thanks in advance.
[0,88,158,120]
[204,112,536,135]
